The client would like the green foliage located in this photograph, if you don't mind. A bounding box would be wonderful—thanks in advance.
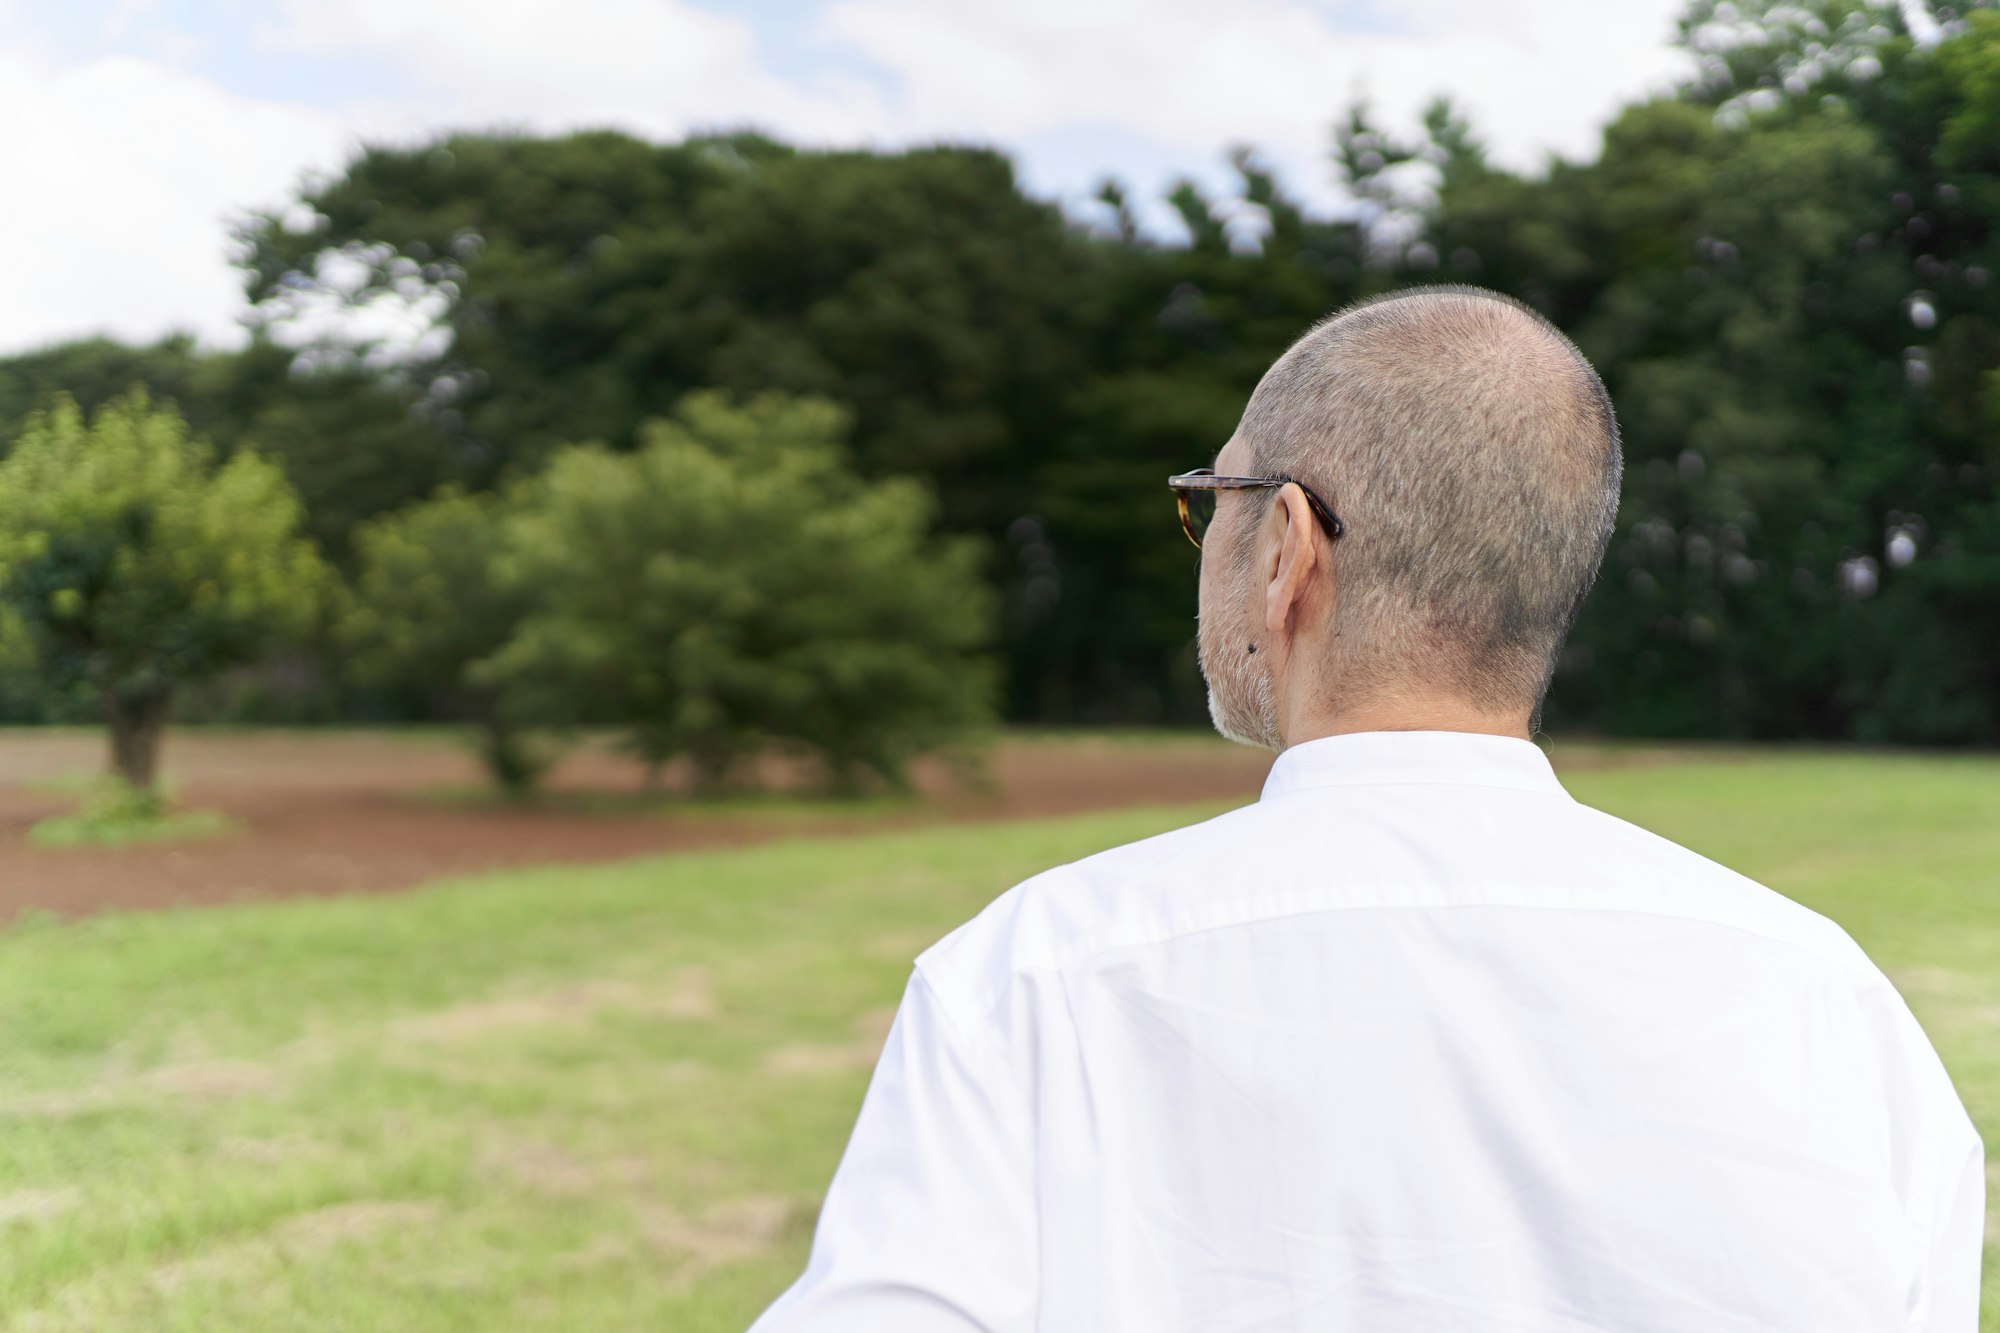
[8,2,2000,743]
[0,336,451,564]
[341,390,1000,794]
[0,601,43,718]
[0,335,213,449]
[1491,12,2000,740]
[345,485,552,793]
[485,390,1000,793]
[214,340,469,560]
[1675,0,1916,110]
[237,133,1081,527]
[343,483,499,698]
[0,394,332,785]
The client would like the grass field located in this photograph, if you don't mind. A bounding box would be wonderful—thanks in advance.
[0,746,1993,1329]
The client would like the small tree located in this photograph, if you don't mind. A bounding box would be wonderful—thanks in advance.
[344,485,550,794]
[0,394,329,791]
[489,390,999,794]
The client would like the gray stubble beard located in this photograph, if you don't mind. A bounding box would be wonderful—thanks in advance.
[1197,537,1283,752]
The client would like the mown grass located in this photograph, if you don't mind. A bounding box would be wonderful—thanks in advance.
[0,746,1992,1329]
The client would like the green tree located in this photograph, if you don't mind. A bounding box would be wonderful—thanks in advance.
[487,390,998,794]
[0,394,331,789]
[0,335,212,448]
[344,485,548,793]
[1409,5,2000,743]
[236,132,1082,528]
[206,339,468,561]
[0,334,462,564]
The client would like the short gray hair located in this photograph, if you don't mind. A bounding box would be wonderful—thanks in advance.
[1234,284,1622,716]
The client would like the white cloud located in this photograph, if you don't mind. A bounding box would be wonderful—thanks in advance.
[0,0,1698,356]
[0,45,351,352]
[102,0,159,42]
[823,0,1693,194]
[269,0,893,143]
[0,0,898,356]
[275,0,1693,184]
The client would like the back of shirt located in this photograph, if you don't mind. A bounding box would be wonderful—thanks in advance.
[750,731,1985,1333]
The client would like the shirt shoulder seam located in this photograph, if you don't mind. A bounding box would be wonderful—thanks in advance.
[912,960,1036,1106]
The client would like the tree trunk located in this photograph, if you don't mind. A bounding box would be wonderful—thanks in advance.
[477,714,544,797]
[689,746,738,798]
[105,688,171,792]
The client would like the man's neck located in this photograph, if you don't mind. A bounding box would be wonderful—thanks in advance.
[1281,695,1534,748]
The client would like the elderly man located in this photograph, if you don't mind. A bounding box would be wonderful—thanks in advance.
[749,285,1985,1331]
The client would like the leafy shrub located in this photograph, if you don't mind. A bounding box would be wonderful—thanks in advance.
[486,391,1000,794]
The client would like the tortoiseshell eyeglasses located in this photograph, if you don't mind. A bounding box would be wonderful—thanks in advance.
[1165,468,1345,550]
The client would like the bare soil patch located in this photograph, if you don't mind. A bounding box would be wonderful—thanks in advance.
[0,729,1277,920]
[0,728,1719,922]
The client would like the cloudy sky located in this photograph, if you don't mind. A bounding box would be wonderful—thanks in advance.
[0,0,1694,355]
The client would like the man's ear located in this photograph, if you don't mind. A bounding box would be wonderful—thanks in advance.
[1262,483,1323,638]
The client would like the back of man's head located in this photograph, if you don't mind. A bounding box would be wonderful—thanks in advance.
[1236,284,1623,718]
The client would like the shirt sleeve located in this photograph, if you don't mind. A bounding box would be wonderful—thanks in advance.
[1917,1129,1986,1332]
[747,965,1039,1332]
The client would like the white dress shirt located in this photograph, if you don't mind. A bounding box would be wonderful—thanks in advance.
[750,729,1985,1332]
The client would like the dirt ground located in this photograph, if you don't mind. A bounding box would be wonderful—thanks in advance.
[0,729,1282,919]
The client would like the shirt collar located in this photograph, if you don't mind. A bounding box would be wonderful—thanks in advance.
[1259,729,1571,802]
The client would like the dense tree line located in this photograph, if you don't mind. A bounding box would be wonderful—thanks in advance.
[2,0,1996,749]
